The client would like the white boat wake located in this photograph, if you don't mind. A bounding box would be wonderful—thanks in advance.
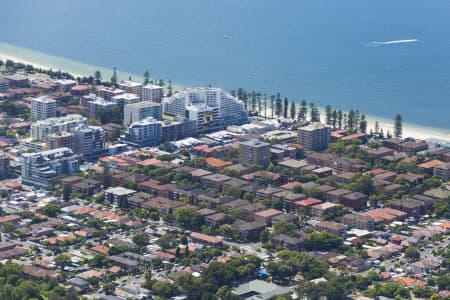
[371,39,418,45]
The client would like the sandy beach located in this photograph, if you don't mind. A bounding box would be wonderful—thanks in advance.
[1,43,449,143]
[261,106,450,144]
[0,53,63,77]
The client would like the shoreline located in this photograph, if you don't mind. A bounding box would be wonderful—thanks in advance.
[1,42,449,144]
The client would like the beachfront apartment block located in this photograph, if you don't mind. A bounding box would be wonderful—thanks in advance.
[298,122,331,151]
[238,139,271,167]
[119,81,143,99]
[21,147,80,190]
[31,114,88,141]
[142,84,164,103]
[163,87,248,133]
[123,101,162,127]
[31,96,57,121]
[124,117,197,147]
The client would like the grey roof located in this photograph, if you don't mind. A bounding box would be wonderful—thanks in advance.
[232,279,291,300]
[68,277,90,287]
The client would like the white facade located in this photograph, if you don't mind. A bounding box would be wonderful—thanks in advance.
[163,87,248,133]
[125,117,162,146]
[31,96,57,121]
[123,101,162,126]
[31,114,88,141]
[142,84,164,103]
[21,147,80,190]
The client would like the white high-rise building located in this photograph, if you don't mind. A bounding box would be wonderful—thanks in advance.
[21,147,80,190]
[31,96,56,121]
[123,101,162,127]
[31,114,88,141]
[125,117,162,147]
[142,84,164,103]
[163,87,248,133]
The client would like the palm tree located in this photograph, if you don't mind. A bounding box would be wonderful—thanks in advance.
[143,70,150,85]
[94,70,102,85]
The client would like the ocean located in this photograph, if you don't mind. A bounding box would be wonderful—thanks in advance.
[0,0,449,132]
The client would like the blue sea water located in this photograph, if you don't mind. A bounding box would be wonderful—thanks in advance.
[0,0,449,129]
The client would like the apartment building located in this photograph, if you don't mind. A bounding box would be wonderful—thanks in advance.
[31,96,56,121]
[31,114,87,141]
[21,148,80,190]
[71,124,106,160]
[123,101,162,126]
[142,84,164,103]
[297,123,331,151]
[238,139,270,167]
[119,81,143,99]
[163,87,248,133]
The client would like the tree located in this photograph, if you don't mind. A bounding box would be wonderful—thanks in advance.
[283,97,289,118]
[152,281,175,298]
[405,246,420,261]
[337,110,343,129]
[348,174,373,195]
[275,93,282,117]
[359,114,367,133]
[94,70,102,85]
[332,110,338,129]
[347,110,355,130]
[374,121,380,134]
[157,233,178,249]
[133,233,149,247]
[103,282,115,295]
[143,70,150,85]
[304,231,343,251]
[63,184,71,201]
[216,285,241,300]
[89,254,110,268]
[111,67,117,86]
[2,222,14,233]
[55,254,71,270]
[175,207,203,231]
[365,282,409,299]
[102,164,111,188]
[394,114,402,138]
[289,101,296,119]
[268,250,328,281]
[43,203,61,217]
[298,100,308,122]
[167,80,173,97]
[325,105,332,125]
[297,277,347,300]
[272,221,296,236]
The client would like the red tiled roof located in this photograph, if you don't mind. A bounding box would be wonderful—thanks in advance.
[418,159,444,169]
[206,157,232,169]
[295,198,321,207]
